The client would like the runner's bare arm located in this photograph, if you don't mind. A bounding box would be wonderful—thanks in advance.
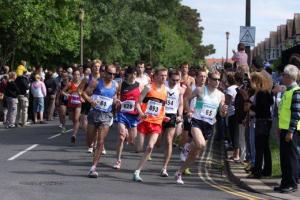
[177,87,184,120]
[219,94,228,117]
[82,79,98,107]
[185,86,203,113]
[136,84,150,117]
[61,82,71,97]
[77,78,87,96]
[183,85,191,112]
[113,82,121,104]
[189,76,196,88]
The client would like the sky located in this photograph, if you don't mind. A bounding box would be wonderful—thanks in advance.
[181,0,300,59]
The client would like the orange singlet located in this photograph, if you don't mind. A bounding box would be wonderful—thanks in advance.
[140,83,167,125]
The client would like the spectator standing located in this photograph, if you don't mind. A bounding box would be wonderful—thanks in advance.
[247,72,273,178]
[232,43,248,66]
[16,60,27,77]
[251,56,273,91]
[0,66,9,123]
[44,70,57,121]
[274,64,300,193]
[31,74,47,124]
[4,72,20,128]
[225,72,239,160]
[234,71,250,163]
[15,70,30,127]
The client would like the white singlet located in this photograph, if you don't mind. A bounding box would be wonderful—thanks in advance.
[192,86,223,125]
[165,82,180,114]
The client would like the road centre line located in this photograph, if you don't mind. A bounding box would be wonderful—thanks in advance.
[7,144,39,161]
[48,134,61,139]
[47,129,73,140]
[8,129,73,161]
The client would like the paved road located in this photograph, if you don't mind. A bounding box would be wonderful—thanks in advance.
[0,120,269,200]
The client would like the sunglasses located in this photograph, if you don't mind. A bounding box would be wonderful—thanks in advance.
[210,77,221,81]
[106,71,116,76]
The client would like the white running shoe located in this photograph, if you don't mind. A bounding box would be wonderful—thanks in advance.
[160,168,169,177]
[88,167,98,178]
[113,160,121,169]
[58,124,63,128]
[175,171,184,184]
[88,147,93,153]
[133,171,143,182]
[102,148,107,155]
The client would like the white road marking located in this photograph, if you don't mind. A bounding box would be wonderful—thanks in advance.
[8,129,73,161]
[48,134,61,139]
[47,129,73,140]
[7,144,39,161]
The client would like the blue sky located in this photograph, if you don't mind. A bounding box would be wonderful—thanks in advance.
[181,0,300,58]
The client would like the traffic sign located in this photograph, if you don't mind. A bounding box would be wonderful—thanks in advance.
[239,26,256,46]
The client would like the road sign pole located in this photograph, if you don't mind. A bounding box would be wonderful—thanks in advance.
[246,0,251,66]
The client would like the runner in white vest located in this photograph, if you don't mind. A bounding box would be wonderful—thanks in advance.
[175,70,228,184]
[160,70,184,177]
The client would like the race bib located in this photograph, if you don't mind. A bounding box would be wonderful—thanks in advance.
[91,94,113,112]
[120,100,135,112]
[69,94,81,105]
[165,96,178,113]
[199,102,218,121]
[194,99,218,124]
[145,100,162,116]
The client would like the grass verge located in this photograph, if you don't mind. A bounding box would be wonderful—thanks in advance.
[270,135,281,178]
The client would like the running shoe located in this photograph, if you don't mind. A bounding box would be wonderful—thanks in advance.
[88,168,98,178]
[147,155,152,161]
[183,168,192,176]
[160,168,169,177]
[180,143,190,162]
[71,135,76,144]
[8,124,16,128]
[133,171,143,182]
[58,124,63,128]
[175,171,184,184]
[102,148,107,155]
[88,147,93,153]
[113,160,121,169]
[61,126,66,134]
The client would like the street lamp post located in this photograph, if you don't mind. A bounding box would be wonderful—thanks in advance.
[226,31,230,62]
[79,8,85,67]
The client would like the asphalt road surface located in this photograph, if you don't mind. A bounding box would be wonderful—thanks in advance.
[0,120,269,200]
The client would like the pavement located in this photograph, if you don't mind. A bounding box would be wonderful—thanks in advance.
[226,150,300,200]
[0,118,272,200]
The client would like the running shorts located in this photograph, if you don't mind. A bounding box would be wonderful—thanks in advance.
[162,113,177,129]
[190,118,214,140]
[87,110,113,127]
[117,112,139,128]
[137,121,162,135]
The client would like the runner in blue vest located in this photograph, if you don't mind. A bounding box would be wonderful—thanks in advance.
[82,64,119,178]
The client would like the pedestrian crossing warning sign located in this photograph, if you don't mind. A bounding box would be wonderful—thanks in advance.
[239,26,256,47]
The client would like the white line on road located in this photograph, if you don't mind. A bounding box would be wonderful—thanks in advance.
[7,144,39,161]
[47,129,73,140]
[48,133,61,139]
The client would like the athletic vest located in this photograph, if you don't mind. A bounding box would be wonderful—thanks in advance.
[120,81,140,115]
[141,83,167,124]
[67,81,81,107]
[165,82,180,114]
[91,79,117,112]
[278,86,300,131]
[136,74,149,87]
[193,86,222,125]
